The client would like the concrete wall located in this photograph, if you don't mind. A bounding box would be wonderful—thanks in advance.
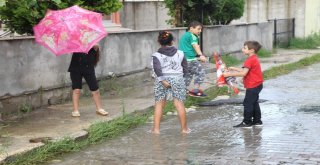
[203,22,273,55]
[232,0,317,38]
[120,1,172,30]
[0,22,272,116]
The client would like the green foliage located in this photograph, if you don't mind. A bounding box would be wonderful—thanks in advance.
[0,0,122,35]
[81,0,122,14]
[163,0,245,26]
[211,0,245,25]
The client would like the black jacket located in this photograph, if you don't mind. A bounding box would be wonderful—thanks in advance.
[68,48,98,74]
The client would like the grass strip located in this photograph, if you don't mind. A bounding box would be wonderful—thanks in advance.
[263,53,320,80]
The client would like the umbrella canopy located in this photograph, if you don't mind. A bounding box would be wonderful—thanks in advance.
[33,5,107,56]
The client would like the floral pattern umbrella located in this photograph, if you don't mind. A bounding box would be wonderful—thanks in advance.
[33,5,107,56]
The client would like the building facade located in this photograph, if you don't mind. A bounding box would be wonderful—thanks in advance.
[232,0,320,37]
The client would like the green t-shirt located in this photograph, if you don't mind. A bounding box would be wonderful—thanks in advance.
[178,31,199,61]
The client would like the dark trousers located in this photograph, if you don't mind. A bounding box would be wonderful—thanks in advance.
[243,84,263,124]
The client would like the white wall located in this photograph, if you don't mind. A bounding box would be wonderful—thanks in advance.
[231,0,319,38]
[120,1,172,30]
[305,0,320,36]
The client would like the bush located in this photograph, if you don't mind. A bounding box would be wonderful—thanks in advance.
[0,0,122,35]
[163,0,245,26]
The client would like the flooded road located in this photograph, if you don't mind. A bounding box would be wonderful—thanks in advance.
[50,63,320,165]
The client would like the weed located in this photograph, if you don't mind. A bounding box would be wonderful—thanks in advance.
[19,103,32,113]
[286,32,320,49]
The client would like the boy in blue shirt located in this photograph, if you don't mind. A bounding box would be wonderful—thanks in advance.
[179,21,207,97]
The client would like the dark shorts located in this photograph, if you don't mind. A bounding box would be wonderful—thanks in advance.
[70,71,99,91]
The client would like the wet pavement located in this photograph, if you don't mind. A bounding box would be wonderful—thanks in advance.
[48,62,320,164]
[1,49,320,164]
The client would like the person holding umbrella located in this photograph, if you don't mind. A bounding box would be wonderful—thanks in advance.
[68,45,108,117]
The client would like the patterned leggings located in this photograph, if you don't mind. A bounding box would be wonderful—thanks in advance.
[184,60,205,87]
[154,76,186,102]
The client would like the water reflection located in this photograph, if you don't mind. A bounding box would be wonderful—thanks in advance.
[241,128,262,148]
[148,134,190,164]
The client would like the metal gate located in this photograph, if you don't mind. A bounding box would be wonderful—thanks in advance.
[269,18,295,46]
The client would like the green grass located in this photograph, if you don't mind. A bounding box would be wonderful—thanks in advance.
[257,48,272,58]
[4,53,320,165]
[209,54,242,67]
[286,32,320,49]
[263,53,320,80]
[221,54,242,66]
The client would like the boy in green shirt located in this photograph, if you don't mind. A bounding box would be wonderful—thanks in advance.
[179,21,207,97]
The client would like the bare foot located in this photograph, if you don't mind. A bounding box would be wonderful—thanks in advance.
[181,128,191,134]
[148,129,160,134]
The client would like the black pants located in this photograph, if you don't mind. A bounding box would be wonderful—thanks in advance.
[70,71,99,91]
[243,84,263,124]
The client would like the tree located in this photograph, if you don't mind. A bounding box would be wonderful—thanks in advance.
[163,0,245,26]
[0,0,122,35]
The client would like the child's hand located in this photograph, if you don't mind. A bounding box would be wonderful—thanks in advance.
[228,67,236,71]
[198,55,207,62]
[161,80,171,88]
[223,72,230,77]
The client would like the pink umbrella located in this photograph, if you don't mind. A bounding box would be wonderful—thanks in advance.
[33,5,107,56]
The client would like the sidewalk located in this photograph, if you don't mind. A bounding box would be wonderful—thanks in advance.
[1,48,320,163]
